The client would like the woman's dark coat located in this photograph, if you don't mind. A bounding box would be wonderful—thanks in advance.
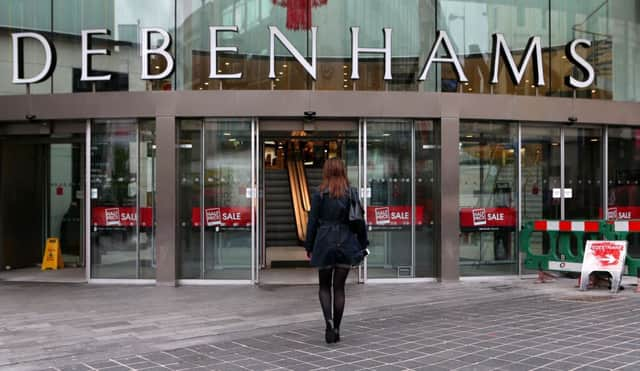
[304,187,368,267]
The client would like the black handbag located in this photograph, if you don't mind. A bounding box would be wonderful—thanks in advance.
[348,187,365,230]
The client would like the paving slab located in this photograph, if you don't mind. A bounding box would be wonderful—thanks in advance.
[2,277,640,370]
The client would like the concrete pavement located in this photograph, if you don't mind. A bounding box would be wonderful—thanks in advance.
[1,276,640,370]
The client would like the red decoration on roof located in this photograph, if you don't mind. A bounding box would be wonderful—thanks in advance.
[272,0,328,30]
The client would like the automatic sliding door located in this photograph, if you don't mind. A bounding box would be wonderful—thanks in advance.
[178,119,253,280]
[365,121,414,278]
[203,120,252,279]
[564,127,602,219]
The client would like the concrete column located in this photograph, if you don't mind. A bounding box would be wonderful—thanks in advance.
[155,116,177,286]
[437,116,460,281]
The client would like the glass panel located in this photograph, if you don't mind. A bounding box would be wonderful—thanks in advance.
[550,1,640,101]
[459,121,517,276]
[50,143,83,266]
[176,0,307,90]
[52,0,174,93]
[139,120,156,278]
[314,0,436,92]
[90,120,138,278]
[203,119,252,279]
[521,125,561,221]
[564,127,602,219]
[550,1,608,99]
[0,0,52,95]
[608,126,640,260]
[178,120,202,279]
[438,0,550,96]
[415,120,437,277]
[520,125,560,269]
[366,120,413,278]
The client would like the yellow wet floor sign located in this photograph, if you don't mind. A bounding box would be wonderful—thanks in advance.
[41,238,64,270]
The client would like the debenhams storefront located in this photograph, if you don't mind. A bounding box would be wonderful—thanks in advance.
[0,0,639,285]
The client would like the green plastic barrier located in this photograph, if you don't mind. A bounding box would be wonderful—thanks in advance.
[520,220,606,273]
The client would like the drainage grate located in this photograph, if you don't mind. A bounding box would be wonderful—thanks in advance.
[554,295,623,303]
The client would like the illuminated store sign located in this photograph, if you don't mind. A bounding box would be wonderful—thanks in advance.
[11,26,594,89]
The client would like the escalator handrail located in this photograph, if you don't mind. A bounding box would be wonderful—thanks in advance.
[288,160,306,242]
[297,160,311,212]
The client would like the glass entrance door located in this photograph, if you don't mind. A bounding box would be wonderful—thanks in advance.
[520,125,603,222]
[520,124,603,273]
[178,119,254,281]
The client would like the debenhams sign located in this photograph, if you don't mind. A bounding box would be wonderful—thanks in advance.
[12,26,594,89]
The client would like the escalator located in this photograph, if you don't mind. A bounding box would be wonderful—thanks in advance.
[263,137,342,268]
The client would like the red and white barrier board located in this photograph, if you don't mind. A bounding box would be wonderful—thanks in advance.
[533,220,600,232]
[192,207,252,227]
[613,220,640,232]
[92,207,153,227]
[579,240,627,293]
[460,207,516,230]
[366,206,424,226]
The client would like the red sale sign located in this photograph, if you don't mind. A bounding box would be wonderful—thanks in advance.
[192,207,252,227]
[602,206,640,220]
[92,207,153,227]
[459,207,516,229]
[366,206,424,226]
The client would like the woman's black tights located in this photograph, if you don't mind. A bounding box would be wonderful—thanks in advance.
[318,267,350,330]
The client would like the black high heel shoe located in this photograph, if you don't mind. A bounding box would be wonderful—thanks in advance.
[334,328,340,343]
[325,321,337,344]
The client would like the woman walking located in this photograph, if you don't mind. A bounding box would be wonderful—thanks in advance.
[305,158,368,344]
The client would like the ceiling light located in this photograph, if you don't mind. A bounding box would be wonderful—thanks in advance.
[154,65,160,70]
[217,69,222,73]
[276,78,280,82]
[343,84,348,88]
[283,64,288,68]
[383,133,391,137]
[225,62,230,66]
[591,89,597,93]
[279,71,284,75]
[204,82,209,85]
[223,132,231,136]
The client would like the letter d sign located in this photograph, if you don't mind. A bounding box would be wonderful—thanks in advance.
[12,32,56,84]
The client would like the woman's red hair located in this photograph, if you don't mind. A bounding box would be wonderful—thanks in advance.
[319,158,349,198]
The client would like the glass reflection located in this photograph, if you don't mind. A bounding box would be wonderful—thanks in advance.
[608,127,640,260]
[178,119,253,280]
[366,120,414,278]
[90,119,156,279]
[52,0,174,93]
[459,121,517,276]
[564,127,602,219]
